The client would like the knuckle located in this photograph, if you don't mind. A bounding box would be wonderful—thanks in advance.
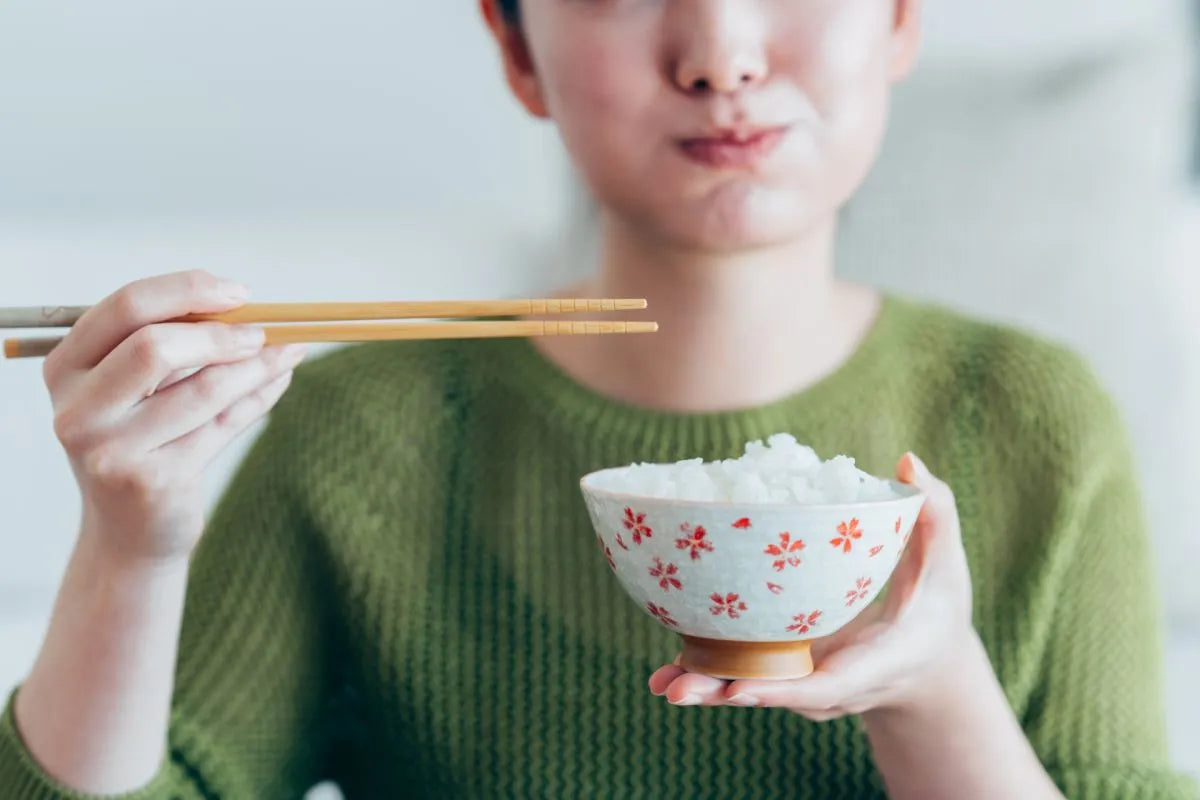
[214,399,251,430]
[210,322,236,350]
[41,352,63,392]
[245,387,273,416]
[52,406,90,450]
[213,407,235,429]
[112,285,150,323]
[264,349,292,377]
[231,383,278,423]
[217,323,254,354]
[82,446,167,496]
[189,367,224,405]
[182,269,216,295]
[128,327,168,374]
[81,444,129,482]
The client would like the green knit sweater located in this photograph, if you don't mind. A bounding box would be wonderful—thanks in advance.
[1,295,1195,799]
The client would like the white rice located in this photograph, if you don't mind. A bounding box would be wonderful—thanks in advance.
[594,433,898,504]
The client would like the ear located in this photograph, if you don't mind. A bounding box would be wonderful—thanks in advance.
[888,0,922,82]
[480,0,550,119]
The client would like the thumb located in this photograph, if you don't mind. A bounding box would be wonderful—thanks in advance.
[895,452,972,609]
[897,452,961,546]
[883,453,966,613]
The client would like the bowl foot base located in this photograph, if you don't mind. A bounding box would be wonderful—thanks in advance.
[678,636,815,680]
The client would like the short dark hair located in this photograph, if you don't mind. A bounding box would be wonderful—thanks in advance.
[498,0,519,22]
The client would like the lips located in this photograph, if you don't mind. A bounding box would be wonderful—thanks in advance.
[678,127,788,169]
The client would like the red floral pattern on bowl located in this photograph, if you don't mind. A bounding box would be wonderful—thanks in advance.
[580,467,926,645]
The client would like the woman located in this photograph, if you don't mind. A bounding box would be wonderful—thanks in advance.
[2,1,1193,797]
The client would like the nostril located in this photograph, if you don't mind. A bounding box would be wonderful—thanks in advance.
[691,77,710,93]
[740,73,754,84]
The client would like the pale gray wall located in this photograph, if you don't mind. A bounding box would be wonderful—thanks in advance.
[1,0,1197,777]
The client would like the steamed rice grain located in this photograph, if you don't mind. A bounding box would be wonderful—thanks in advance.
[596,433,897,504]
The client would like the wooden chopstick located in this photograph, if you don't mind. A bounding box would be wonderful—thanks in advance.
[0,299,648,329]
[3,320,659,360]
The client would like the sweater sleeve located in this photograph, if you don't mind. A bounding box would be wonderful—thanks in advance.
[0,367,340,798]
[1018,372,1198,799]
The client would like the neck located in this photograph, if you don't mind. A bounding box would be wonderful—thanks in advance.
[536,213,881,413]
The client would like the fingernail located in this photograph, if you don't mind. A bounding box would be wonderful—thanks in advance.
[218,281,250,302]
[908,452,930,479]
[727,693,759,707]
[672,694,702,707]
[234,325,265,351]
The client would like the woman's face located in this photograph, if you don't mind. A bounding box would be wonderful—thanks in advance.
[487,0,919,252]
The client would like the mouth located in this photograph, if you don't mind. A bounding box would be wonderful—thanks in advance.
[677,126,789,169]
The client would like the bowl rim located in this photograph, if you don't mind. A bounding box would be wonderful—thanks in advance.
[579,466,926,512]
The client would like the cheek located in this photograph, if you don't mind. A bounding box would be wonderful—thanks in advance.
[778,2,892,117]
[779,3,893,178]
[812,2,891,83]
[536,35,661,181]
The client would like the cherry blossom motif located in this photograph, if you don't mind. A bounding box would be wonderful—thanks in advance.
[597,536,616,571]
[869,545,884,558]
[709,592,748,619]
[894,516,902,534]
[830,518,863,553]
[649,557,683,592]
[765,532,806,571]
[732,517,752,530]
[615,533,630,551]
[646,602,678,628]
[623,508,653,545]
[787,610,822,636]
[845,577,873,606]
[766,582,784,595]
[675,523,715,561]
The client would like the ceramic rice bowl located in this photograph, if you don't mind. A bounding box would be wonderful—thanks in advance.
[580,468,926,680]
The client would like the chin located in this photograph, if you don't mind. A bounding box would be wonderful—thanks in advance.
[646,186,828,253]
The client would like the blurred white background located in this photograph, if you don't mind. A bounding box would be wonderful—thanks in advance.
[1,0,1197,786]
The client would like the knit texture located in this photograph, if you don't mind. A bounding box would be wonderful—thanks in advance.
[1,295,1195,799]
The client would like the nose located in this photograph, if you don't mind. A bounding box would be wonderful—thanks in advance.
[672,0,769,95]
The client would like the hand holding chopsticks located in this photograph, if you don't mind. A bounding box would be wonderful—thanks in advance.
[6,271,657,626]
[2,297,657,359]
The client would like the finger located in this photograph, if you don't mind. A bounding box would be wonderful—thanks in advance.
[792,707,847,723]
[894,452,970,604]
[155,368,295,478]
[663,672,728,706]
[896,452,960,534]
[649,664,686,696]
[155,366,203,394]
[725,668,864,713]
[81,322,267,418]
[124,344,307,450]
[729,632,899,709]
[45,270,250,377]
[809,612,887,664]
